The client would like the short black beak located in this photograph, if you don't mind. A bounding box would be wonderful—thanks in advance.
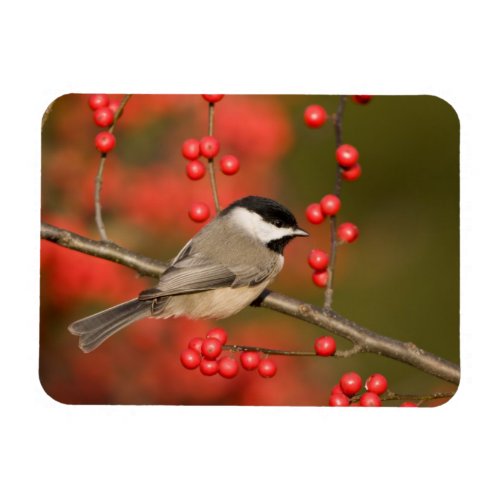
[293,227,309,237]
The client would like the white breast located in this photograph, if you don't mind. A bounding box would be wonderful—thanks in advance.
[153,281,272,320]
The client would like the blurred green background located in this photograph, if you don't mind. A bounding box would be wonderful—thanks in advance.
[40,94,458,405]
[281,95,459,398]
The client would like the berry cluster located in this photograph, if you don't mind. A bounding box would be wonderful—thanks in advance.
[303,102,366,182]
[303,99,367,291]
[308,249,329,288]
[328,371,387,407]
[304,192,358,287]
[336,144,362,182]
[180,328,278,379]
[305,194,341,225]
[327,372,416,407]
[181,95,241,223]
[88,94,123,154]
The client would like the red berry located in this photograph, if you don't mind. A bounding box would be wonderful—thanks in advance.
[202,94,224,103]
[199,136,220,159]
[337,222,359,243]
[95,131,116,153]
[93,107,115,128]
[218,356,239,378]
[314,336,337,356]
[181,138,200,160]
[329,393,350,407]
[341,163,362,182]
[340,372,363,397]
[206,327,228,345]
[365,373,388,395]
[180,348,201,369]
[320,194,341,216]
[360,392,382,407]
[312,270,328,288]
[336,144,359,169]
[305,203,325,224]
[307,249,329,271]
[400,402,418,407]
[258,359,277,378]
[240,351,260,370]
[331,384,344,395]
[186,160,206,180]
[201,338,222,359]
[219,155,240,175]
[352,95,372,104]
[200,359,219,376]
[188,202,210,222]
[88,94,109,110]
[188,337,204,353]
[304,104,328,128]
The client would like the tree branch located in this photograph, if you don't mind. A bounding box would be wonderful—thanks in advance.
[41,222,167,276]
[41,222,460,385]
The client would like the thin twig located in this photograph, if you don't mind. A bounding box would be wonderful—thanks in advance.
[206,102,221,213]
[40,222,460,385]
[94,153,109,240]
[334,344,363,358]
[333,96,347,195]
[109,94,131,133]
[351,390,455,404]
[223,345,315,356]
[323,95,347,309]
[94,94,132,241]
[222,344,360,358]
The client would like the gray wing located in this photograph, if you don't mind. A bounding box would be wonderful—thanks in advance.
[138,252,273,300]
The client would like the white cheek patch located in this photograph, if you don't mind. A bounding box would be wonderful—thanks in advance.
[231,207,297,243]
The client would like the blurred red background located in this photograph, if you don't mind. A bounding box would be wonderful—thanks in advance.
[41,94,325,405]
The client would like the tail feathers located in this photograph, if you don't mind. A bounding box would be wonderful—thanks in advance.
[68,299,151,353]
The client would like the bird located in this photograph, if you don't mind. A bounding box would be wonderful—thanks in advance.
[68,195,308,352]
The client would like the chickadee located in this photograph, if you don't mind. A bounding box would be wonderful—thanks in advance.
[69,196,308,352]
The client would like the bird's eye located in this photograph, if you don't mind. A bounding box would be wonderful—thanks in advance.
[273,219,284,228]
